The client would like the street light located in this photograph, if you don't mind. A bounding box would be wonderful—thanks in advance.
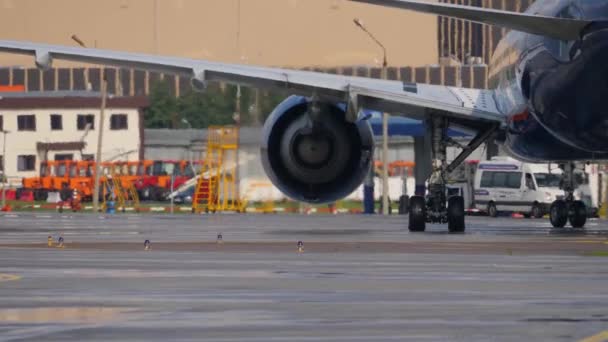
[71,35,86,48]
[353,19,388,69]
[1,130,9,208]
[72,34,108,213]
[180,118,197,176]
[353,18,390,215]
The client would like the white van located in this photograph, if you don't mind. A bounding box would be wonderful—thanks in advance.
[474,157,570,218]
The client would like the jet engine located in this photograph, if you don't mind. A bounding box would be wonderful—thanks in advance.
[261,95,374,204]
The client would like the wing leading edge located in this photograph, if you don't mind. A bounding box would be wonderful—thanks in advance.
[0,40,504,128]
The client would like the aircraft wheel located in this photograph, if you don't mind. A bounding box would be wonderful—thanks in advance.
[408,196,426,232]
[550,200,568,228]
[487,202,498,218]
[447,196,465,233]
[569,200,587,228]
[531,203,543,219]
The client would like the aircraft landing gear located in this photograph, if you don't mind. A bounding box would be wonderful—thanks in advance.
[407,117,497,233]
[549,162,587,228]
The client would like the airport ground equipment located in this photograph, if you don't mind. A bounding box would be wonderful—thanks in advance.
[21,159,201,203]
[192,125,245,213]
[101,168,140,212]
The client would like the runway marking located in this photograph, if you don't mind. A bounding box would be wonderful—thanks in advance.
[0,307,134,323]
[580,330,608,342]
[0,273,21,282]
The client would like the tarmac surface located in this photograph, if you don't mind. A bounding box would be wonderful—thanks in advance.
[1,212,608,341]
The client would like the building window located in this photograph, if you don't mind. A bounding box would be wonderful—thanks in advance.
[82,154,94,161]
[50,114,63,130]
[54,154,73,161]
[77,114,95,130]
[17,155,36,171]
[17,115,36,131]
[110,114,128,130]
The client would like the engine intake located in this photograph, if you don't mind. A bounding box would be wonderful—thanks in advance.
[261,95,373,204]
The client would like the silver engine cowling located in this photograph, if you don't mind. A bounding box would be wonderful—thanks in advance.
[261,95,374,204]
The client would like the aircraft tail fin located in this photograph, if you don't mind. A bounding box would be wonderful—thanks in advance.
[350,0,592,41]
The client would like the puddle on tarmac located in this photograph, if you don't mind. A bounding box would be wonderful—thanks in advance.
[0,307,135,323]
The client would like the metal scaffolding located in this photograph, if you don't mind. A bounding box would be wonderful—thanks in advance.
[192,125,245,213]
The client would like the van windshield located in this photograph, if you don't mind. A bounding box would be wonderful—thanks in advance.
[534,173,561,187]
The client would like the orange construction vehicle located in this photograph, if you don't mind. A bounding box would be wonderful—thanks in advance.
[22,161,56,200]
[388,161,415,177]
[22,159,202,203]
[68,160,95,200]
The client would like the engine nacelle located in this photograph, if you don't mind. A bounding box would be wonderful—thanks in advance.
[261,95,373,204]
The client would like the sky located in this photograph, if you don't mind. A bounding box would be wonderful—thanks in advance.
[0,0,438,68]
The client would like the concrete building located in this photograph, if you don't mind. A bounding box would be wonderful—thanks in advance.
[144,127,266,181]
[0,91,148,183]
[438,0,535,64]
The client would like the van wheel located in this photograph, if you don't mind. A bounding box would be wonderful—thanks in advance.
[531,203,543,219]
[487,202,498,218]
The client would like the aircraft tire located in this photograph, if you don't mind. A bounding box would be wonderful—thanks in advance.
[448,196,465,233]
[408,196,426,232]
[550,200,568,228]
[569,200,587,228]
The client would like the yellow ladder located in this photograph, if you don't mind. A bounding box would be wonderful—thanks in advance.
[192,125,245,214]
[101,170,140,213]
[192,174,218,213]
[124,178,140,212]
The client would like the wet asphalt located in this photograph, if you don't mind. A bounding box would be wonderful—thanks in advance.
[1,213,608,341]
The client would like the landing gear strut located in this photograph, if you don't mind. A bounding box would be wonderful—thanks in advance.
[549,162,587,228]
[408,117,497,233]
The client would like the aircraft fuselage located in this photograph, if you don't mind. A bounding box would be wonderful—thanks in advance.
[490,0,608,161]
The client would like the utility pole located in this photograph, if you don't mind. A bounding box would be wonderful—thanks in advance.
[354,18,390,215]
[73,34,108,213]
[93,77,107,212]
[234,85,241,202]
[1,130,9,208]
[381,62,389,215]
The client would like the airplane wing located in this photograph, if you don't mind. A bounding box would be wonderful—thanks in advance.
[0,40,504,129]
[350,0,595,41]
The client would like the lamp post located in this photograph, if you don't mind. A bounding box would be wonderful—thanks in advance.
[354,18,390,215]
[72,35,107,213]
[1,130,9,208]
[181,118,197,176]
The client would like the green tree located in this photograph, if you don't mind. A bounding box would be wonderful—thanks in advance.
[179,85,235,128]
[145,80,178,128]
[145,80,289,129]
